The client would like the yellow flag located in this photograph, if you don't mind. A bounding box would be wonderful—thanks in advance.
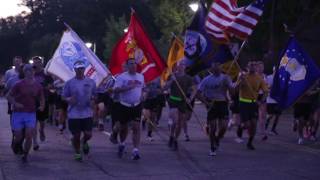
[161,36,185,85]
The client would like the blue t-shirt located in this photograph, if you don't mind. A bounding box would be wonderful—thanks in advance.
[63,77,96,119]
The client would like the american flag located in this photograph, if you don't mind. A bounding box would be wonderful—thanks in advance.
[205,0,269,43]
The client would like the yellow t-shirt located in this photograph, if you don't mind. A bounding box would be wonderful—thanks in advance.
[239,73,268,101]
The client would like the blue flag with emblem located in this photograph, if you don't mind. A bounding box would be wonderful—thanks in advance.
[184,0,214,76]
[270,37,320,109]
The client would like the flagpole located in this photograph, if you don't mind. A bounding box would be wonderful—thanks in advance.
[226,40,247,74]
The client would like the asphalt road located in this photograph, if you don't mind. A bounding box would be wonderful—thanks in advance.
[0,97,319,180]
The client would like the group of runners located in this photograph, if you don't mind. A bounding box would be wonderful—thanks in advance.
[2,55,320,163]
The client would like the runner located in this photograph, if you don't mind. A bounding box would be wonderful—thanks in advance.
[62,60,96,161]
[196,62,233,156]
[4,56,24,154]
[294,93,313,145]
[53,78,68,134]
[265,68,282,135]
[236,62,268,150]
[96,78,113,131]
[6,64,45,162]
[256,61,268,141]
[143,78,162,141]
[113,58,144,160]
[311,81,320,141]
[32,56,54,150]
[166,60,194,151]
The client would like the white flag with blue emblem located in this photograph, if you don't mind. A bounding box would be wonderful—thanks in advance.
[45,27,111,86]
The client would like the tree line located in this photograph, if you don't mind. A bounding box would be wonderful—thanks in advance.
[0,0,319,73]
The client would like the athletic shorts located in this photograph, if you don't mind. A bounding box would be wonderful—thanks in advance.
[157,94,166,107]
[55,95,68,111]
[267,103,282,115]
[168,99,188,113]
[36,102,49,122]
[239,101,258,122]
[118,103,142,124]
[96,92,112,106]
[47,91,57,105]
[294,103,312,121]
[143,98,158,111]
[68,118,93,135]
[207,101,229,121]
[230,100,240,114]
[11,112,36,131]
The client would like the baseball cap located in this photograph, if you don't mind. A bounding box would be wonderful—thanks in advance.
[73,61,86,69]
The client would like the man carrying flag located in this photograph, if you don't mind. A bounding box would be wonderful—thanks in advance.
[270,37,320,144]
[109,10,166,83]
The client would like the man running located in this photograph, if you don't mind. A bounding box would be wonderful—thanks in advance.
[7,64,45,162]
[63,61,96,161]
[143,78,162,141]
[113,58,144,160]
[166,61,194,151]
[256,61,268,141]
[32,56,53,150]
[236,62,268,150]
[265,68,282,135]
[197,62,233,156]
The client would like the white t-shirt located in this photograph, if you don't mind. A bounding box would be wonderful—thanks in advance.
[114,72,144,106]
[266,74,277,104]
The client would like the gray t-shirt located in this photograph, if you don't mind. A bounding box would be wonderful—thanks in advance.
[145,79,161,99]
[114,72,144,106]
[198,74,232,101]
[63,77,96,119]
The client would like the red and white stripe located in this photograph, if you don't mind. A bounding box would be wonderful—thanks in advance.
[205,0,264,43]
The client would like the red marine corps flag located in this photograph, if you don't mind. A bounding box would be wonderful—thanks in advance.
[109,10,166,82]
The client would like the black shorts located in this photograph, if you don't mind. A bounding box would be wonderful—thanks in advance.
[267,103,282,115]
[294,103,312,120]
[143,98,158,111]
[55,95,68,111]
[47,92,57,105]
[239,101,258,122]
[68,118,93,135]
[118,103,142,124]
[157,94,166,107]
[96,92,112,106]
[207,101,229,121]
[257,94,266,103]
[36,103,49,122]
[168,99,188,113]
[230,100,240,114]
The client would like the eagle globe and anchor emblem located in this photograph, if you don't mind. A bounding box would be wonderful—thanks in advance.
[59,41,90,71]
[279,53,306,82]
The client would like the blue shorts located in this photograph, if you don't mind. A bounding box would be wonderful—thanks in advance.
[11,112,36,131]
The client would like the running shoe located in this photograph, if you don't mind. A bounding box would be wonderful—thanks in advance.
[234,137,244,143]
[74,153,82,161]
[310,135,317,141]
[132,150,141,160]
[247,143,255,150]
[209,149,217,156]
[146,136,154,142]
[82,142,90,155]
[33,144,40,151]
[118,144,125,158]
[298,138,304,145]
[21,154,28,163]
[262,135,268,141]
[185,135,190,142]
